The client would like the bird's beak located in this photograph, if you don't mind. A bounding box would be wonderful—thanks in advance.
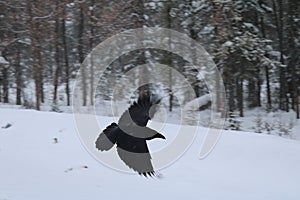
[157,133,166,140]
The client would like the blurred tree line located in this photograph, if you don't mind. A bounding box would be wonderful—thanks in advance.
[0,0,299,118]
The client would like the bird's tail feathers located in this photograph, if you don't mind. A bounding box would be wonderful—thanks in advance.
[95,123,118,151]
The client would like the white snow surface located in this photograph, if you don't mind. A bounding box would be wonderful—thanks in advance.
[1,108,300,200]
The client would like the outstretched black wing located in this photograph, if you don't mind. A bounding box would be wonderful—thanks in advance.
[116,131,155,177]
[118,94,160,127]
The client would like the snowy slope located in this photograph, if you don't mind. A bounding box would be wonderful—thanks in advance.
[1,108,300,200]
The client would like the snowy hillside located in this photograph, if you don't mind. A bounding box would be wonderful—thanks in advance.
[1,108,300,200]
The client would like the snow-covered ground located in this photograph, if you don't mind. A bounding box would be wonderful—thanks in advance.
[1,107,300,200]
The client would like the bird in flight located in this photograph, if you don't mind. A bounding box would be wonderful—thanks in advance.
[95,94,166,177]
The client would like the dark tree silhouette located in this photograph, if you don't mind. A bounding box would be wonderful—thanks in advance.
[95,94,165,177]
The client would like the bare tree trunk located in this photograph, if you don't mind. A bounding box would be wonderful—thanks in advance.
[27,0,40,110]
[62,4,70,106]
[237,78,244,117]
[89,56,94,106]
[89,0,95,106]
[13,12,23,105]
[168,69,173,112]
[259,4,272,111]
[272,0,288,111]
[166,1,173,111]
[247,79,256,108]
[287,0,300,119]
[33,52,41,110]
[256,66,261,107]
[265,65,272,110]
[15,44,22,105]
[53,0,60,104]
[35,44,42,110]
[2,67,9,103]
[29,0,43,110]
[38,48,44,103]
[78,3,87,106]
[228,78,235,112]
[135,0,148,97]
[295,89,299,119]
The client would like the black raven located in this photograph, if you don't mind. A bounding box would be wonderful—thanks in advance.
[95,94,166,177]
